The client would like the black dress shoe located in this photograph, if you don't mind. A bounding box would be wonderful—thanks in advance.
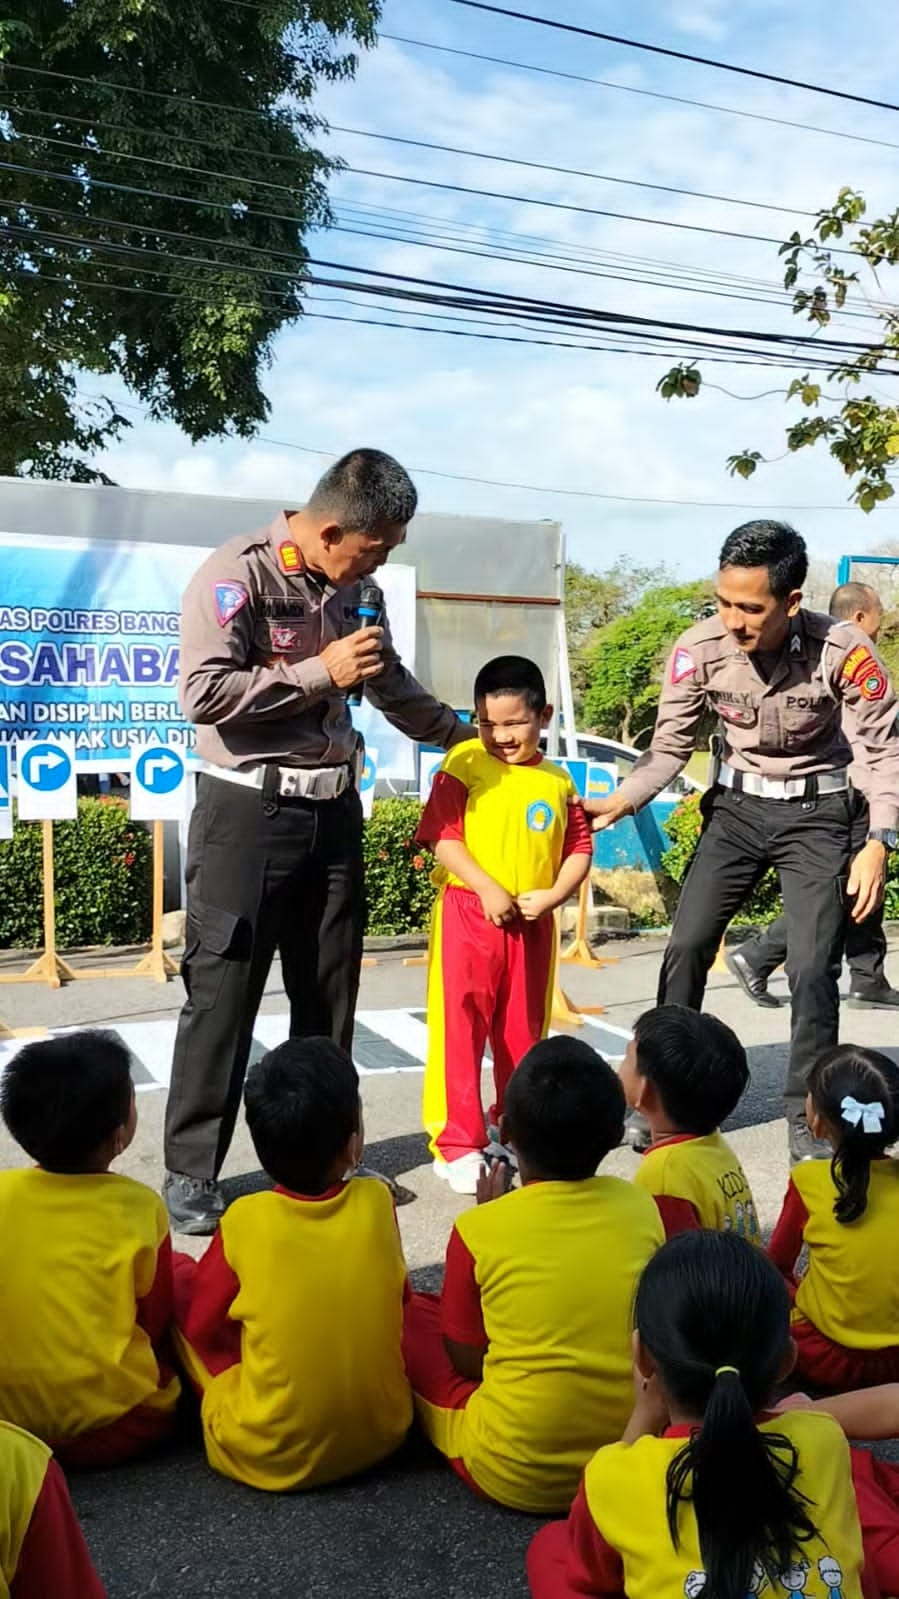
[163,1172,226,1235]
[846,986,899,1009]
[353,1166,416,1206]
[788,1119,831,1167]
[622,1111,652,1155]
[725,948,783,1009]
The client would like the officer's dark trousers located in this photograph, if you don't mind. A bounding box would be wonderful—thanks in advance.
[658,785,853,1123]
[739,796,887,996]
[165,775,365,1179]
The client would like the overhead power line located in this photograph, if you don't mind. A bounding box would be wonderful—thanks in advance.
[447,0,899,115]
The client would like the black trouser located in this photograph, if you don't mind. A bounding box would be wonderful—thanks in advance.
[658,784,853,1122]
[738,795,887,996]
[164,774,365,1179]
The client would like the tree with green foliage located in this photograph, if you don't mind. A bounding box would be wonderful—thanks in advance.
[565,557,672,717]
[658,188,899,513]
[581,580,714,745]
[0,0,379,480]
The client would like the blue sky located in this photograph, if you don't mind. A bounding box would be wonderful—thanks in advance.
[91,0,899,578]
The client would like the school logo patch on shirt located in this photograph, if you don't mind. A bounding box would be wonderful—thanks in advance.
[214,581,249,626]
[270,626,299,652]
[671,648,696,684]
[842,645,887,702]
[526,800,554,833]
[278,540,302,574]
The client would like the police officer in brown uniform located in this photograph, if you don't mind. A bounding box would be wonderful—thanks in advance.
[164,449,467,1232]
[586,521,899,1162]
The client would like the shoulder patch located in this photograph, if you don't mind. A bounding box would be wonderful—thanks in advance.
[278,540,302,574]
[671,647,697,685]
[842,645,887,702]
[214,581,249,627]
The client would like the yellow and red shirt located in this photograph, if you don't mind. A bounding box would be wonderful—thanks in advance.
[0,1421,106,1598]
[553,1411,863,1599]
[439,1176,664,1512]
[634,1132,761,1242]
[768,1158,899,1348]
[416,738,592,895]
[174,1177,412,1491]
[0,1168,178,1442]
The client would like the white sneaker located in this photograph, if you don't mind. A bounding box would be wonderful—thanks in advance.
[432,1151,485,1195]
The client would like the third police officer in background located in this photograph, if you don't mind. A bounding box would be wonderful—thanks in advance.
[586,521,899,1163]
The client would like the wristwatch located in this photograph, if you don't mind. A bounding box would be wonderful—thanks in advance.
[867,829,898,850]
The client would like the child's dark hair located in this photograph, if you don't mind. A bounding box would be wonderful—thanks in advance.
[244,1037,360,1194]
[474,655,547,712]
[807,1044,899,1224]
[633,1005,748,1135]
[0,1029,133,1172]
[503,1036,624,1180]
[636,1232,818,1599]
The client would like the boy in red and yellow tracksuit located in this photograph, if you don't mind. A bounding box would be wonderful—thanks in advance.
[0,1420,107,1597]
[0,1032,179,1467]
[417,655,593,1193]
[173,1038,412,1491]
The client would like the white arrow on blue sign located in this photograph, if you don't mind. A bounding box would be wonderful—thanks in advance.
[0,745,11,840]
[15,737,78,821]
[130,742,188,821]
[360,746,378,819]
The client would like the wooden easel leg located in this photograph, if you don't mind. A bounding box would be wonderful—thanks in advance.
[403,954,428,968]
[559,879,618,972]
[712,938,729,974]
[129,821,179,983]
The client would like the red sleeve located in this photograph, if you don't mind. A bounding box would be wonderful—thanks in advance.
[653,1194,702,1239]
[440,1225,487,1348]
[416,770,468,846]
[767,1179,809,1276]
[135,1232,174,1351]
[176,1230,242,1374]
[562,800,594,859]
[566,1479,626,1597]
[11,1459,106,1599]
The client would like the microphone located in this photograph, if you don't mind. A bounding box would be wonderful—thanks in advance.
[347,581,383,707]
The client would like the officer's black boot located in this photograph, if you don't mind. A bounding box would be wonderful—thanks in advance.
[726,944,783,1009]
[787,1117,831,1166]
[163,1172,226,1235]
[846,983,899,1009]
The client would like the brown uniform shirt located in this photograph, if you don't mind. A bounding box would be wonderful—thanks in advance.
[618,610,899,833]
[179,512,465,769]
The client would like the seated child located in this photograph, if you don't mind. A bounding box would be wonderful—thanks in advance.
[528,1232,881,1599]
[172,1037,412,1491]
[768,1043,899,1390]
[621,1004,761,1240]
[0,1420,107,1597]
[403,1037,664,1514]
[416,653,593,1193]
[0,1031,179,1466]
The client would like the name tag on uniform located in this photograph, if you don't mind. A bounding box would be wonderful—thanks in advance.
[260,597,306,620]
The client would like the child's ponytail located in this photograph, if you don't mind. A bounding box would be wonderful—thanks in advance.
[635,1234,819,1599]
[807,1046,899,1224]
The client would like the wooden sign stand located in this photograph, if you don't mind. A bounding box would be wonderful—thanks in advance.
[559,878,617,972]
[551,908,607,1024]
[0,821,77,990]
[126,820,179,984]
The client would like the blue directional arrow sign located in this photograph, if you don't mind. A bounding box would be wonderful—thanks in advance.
[21,742,72,792]
[0,746,11,840]
[360,746,378,818]
[135,748,184,795]
[15,737,78,821]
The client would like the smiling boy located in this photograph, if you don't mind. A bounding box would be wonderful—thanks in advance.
[416,655,593,1193]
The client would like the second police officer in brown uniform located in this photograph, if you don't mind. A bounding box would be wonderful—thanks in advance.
[586,520,899,1162]
[164,450,469,1232]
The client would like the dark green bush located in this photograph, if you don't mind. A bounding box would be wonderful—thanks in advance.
[0,798,153,949]
[362,797,437,935]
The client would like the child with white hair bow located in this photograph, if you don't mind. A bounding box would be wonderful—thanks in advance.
[768,1044,899,1391]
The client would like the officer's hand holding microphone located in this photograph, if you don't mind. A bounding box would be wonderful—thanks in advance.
[320,583,385,693]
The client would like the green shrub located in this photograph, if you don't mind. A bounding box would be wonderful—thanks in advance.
[0,798,153,949]
[363,798,437,936]
[660,793,782,926]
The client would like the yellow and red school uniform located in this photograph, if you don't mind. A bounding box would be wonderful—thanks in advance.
[402,1175,664,1513]
[768,1157,899,1389]
[0,1168,178,1466]
[634,1131,761,1241]
[417,738,592,1161]
[172,1177,412,1491]
[526,1411,893,1599]
[0,1420,107,1597]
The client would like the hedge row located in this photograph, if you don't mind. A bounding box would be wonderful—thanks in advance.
[0,796,437,949]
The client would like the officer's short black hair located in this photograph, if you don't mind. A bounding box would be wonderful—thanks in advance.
[718,520,808,598]
[503,1037,625,1180]
[474,655,547,712]
[0,1029,133,1172]
[632,1005,749,1136]
[830,580,879,620]
[307,449,417,533]
[244,1037,361,1194]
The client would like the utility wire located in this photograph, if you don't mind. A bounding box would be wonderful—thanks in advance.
[447,0,899,114]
